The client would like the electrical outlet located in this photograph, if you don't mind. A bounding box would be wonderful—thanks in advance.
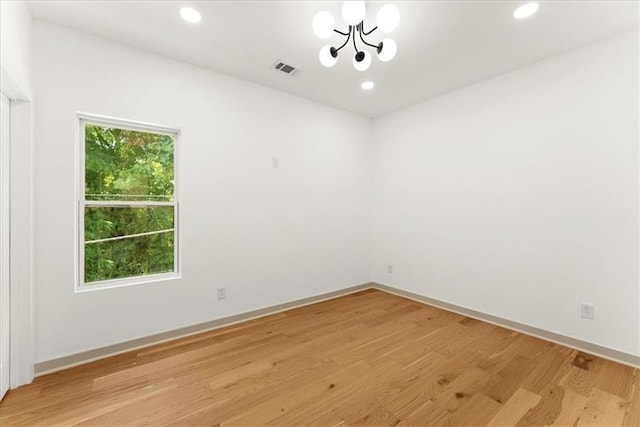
[217,287,226,300]
[271,157,279,168]
[387,264,394,274]
[581,303,594,320]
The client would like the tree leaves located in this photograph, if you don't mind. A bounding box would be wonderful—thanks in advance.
[84,125,176,283]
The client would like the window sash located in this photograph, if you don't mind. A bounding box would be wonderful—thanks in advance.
[77,113,180,290]
[84,200,175,207]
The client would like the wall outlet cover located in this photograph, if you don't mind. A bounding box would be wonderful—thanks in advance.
[581,303,594,320]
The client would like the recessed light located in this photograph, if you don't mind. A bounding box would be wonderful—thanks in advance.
[513,2,539,20]
[180,7,201,23]
[361,81,375,90]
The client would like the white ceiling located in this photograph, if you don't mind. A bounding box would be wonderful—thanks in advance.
[28,1,639,117]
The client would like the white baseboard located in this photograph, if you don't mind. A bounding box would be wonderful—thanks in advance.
[372,282,640,369]
[35,281,639,376]
[34,282,374,376]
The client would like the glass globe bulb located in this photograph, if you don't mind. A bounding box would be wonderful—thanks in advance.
[353,50,371,71]
[319,45,338,67]
[312,11,335,39]
[342,1,366,25]
[377,38,397,62]
[376,4,400,33]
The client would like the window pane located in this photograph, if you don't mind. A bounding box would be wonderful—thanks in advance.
[85,205,174,241]
[84,206,175,283]
[85,124,174,202]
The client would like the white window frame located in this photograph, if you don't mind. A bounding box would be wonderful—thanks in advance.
[76,113,181,292]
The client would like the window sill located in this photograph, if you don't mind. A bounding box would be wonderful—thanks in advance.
[75,272,181,293]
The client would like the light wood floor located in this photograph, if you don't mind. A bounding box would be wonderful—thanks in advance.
[1,289,638,426]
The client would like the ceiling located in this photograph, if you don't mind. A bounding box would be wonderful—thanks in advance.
[28,1,639,117]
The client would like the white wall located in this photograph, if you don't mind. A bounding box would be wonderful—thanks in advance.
[32,19,639,364]
[371,30,639,356]
[1,1,32,96]
[32,22,373,363]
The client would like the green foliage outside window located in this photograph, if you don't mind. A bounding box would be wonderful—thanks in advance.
[84,124,176,284]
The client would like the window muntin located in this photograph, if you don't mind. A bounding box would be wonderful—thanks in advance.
[78,116,179,289]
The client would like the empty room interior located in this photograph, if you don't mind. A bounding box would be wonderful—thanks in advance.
[1,0,639,425]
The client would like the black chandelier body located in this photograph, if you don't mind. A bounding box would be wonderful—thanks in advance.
[330,23,383,65]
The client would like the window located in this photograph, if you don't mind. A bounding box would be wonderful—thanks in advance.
[78,114,179,289]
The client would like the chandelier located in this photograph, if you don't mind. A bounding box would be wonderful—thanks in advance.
[312,1,399,71]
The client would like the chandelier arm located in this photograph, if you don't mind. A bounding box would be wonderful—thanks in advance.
[359,28,380,50]
[333,28,350,36]
[334,28,352,53]
[362,25,378,36]
[352,26,360,53]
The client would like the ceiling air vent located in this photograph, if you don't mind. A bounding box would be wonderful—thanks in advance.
[273,60,299,76]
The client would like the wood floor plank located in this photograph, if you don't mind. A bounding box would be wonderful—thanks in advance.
[577,388,628,426]
[1,289,637,426]
[515,385,566,426]
[521,349,570,395]
[484,354,536,404]
[559,366,597,397]
[221,361,374,425]
[486,387,541,427]
[550,387,588,426]
[381,349,480,420]
[332,398,400,426]
[596,360,636,400]
[265,359,406,426]
[622,367,640,426]
[395,399,439,426]
[442,392,503,426]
